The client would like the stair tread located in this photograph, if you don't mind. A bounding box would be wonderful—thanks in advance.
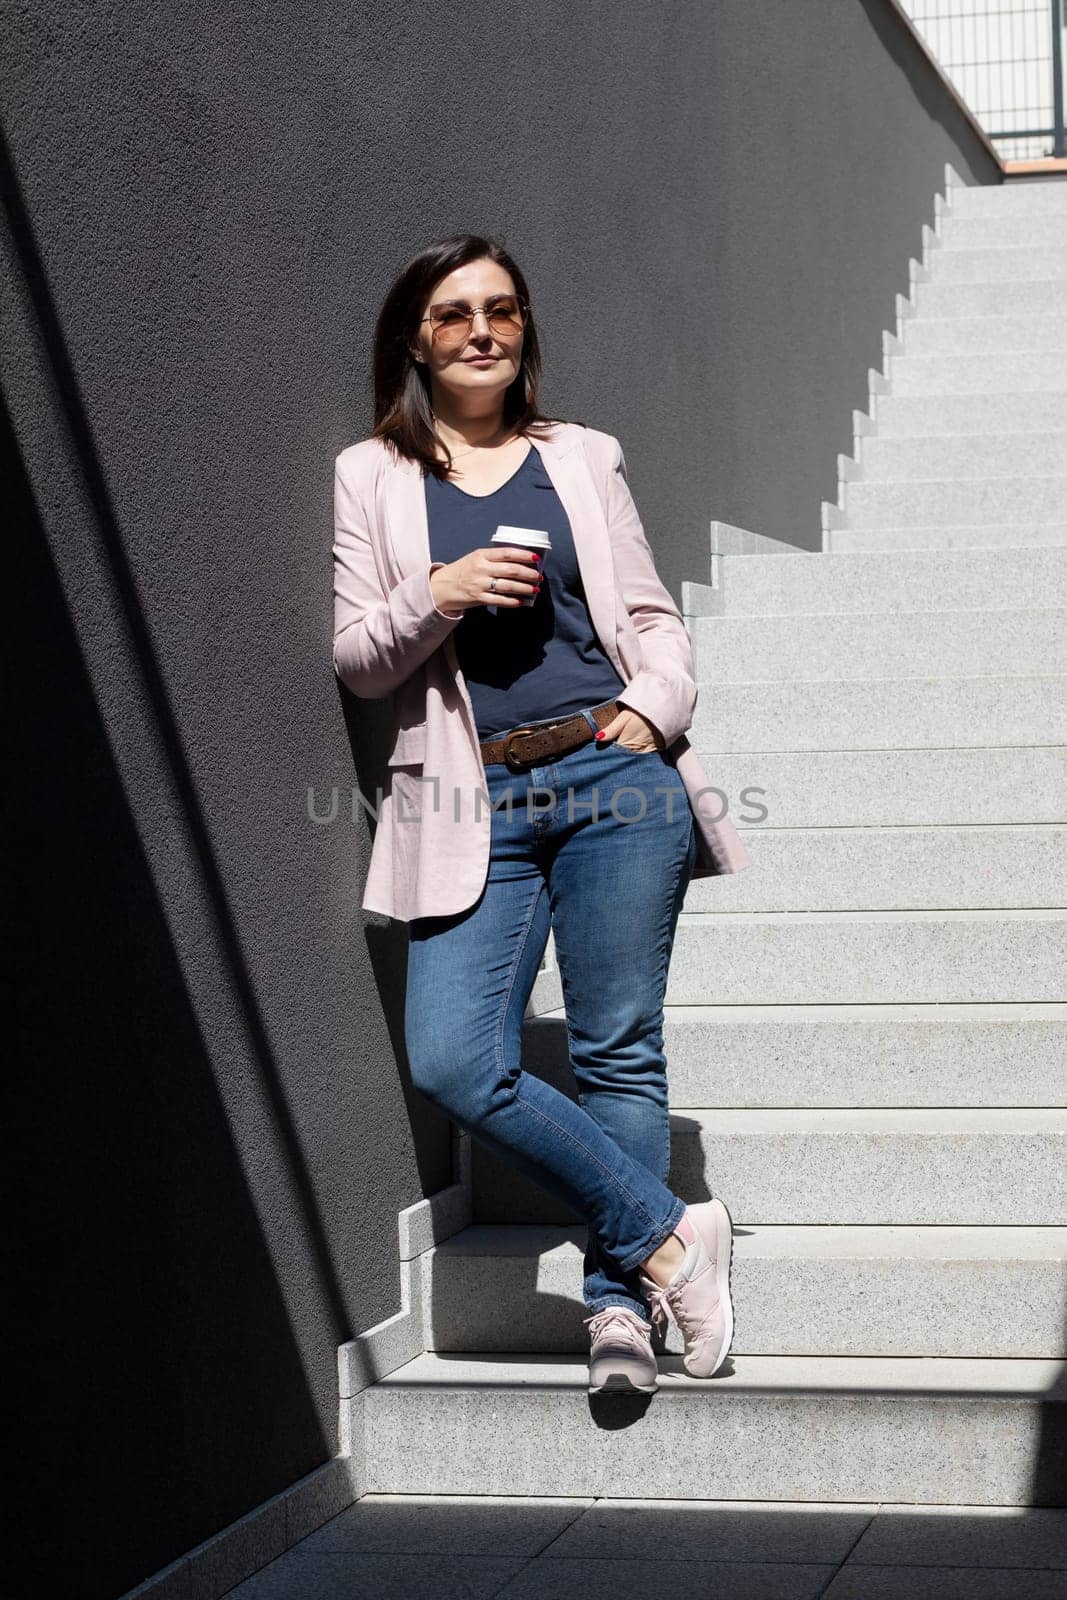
[830,522,1067,528]
[677,908,1067,924]
[711,546,1067,560]
[472,1106,1066,1131]
[682,821,1067,832]
[694,671,1067,684]
[371,1350,1067,1396]
[434,1222,1067,1262]
[847,471,1067,484]
[666,1107,1065,1129]
[903,313,1067,323]
[531,1000,1067,1021]
[697,603,1067,612]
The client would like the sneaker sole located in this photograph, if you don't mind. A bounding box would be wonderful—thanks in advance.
[685,1195,735,1377]
[589,1370,659,1395]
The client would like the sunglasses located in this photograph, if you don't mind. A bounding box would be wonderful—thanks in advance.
[418,294,529,348]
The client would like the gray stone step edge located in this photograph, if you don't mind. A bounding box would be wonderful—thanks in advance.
[823,523,1067,553]
[417,1222,1067,1359]
[357,1349,1067,1505]
[948,177,1067,214]
[523,1001,1067,1106]
[685,545,1067,619]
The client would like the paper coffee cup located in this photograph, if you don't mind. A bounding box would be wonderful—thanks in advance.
[491,526,552,608]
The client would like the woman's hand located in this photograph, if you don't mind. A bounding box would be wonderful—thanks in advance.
[597,704,665,753]
[430,547,542,614]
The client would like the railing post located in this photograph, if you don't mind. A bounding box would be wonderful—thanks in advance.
[1053,0,1066,156]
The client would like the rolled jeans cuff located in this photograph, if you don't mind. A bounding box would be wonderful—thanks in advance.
[615,1193,688,1274]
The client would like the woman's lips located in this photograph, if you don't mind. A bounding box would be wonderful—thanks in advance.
[463,355,498,365]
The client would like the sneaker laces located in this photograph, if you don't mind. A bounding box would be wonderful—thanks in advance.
[643,1265,717,1342]
[642,1281,681,1338]
[583,1306,651,1346]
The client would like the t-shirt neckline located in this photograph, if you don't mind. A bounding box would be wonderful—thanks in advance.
[440,440,535,500]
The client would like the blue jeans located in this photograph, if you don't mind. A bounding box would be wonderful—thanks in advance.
[404,705,699,1324]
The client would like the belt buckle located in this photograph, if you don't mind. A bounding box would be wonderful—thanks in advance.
[502,725,543,772]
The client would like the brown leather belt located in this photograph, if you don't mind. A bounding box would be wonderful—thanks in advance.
[480,699,622,772]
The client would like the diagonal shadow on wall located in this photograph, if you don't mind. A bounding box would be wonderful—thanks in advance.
[1,126,353,1600]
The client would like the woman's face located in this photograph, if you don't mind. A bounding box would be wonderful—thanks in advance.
[411,257,525,407]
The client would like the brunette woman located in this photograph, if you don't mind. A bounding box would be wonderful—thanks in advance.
[332,235,753,1393]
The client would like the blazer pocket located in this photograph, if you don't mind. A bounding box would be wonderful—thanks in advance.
[387,721,428,766]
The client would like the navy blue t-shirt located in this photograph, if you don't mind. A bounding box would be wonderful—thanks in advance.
[425,442,626,741]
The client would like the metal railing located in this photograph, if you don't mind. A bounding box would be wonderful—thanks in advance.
[900,0,1066,159]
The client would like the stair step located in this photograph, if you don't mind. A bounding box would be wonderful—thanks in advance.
[665,910,1066,1005]
[940,216,1067,251]
[948,181,1067,216]
[874,391,1067,435]
[469,1107,1067,1228]
[888,351,1067,393]
[858,433,1067,481]
[523,1001,1067,1108]
[842,476,1067,529]
[825,523,1067,552]
[357,1351,1067,1504]
[420,1223,1067,1357]
[693,547,1067,616]
[678,824,1067,912]
[928,245,1067,283]
[903,315,1067,356]
[914,279,1067,318]
[688,744,1067,827]
[689,675,1066,749]
[691,608,1067,680]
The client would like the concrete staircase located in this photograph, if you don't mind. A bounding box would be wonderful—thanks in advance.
[345,168,1067,1507]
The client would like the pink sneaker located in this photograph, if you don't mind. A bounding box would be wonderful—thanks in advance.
[637,1197,735,1377]
[583,1305,659,1394]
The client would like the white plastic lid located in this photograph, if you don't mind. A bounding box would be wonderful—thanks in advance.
[491,525,552,549]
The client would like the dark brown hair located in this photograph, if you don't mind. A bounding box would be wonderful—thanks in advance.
[370,234,573,478]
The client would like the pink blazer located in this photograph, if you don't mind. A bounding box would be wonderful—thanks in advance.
[333,420,754,921]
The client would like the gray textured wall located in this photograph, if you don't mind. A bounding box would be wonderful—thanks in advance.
[2,2,996,1595]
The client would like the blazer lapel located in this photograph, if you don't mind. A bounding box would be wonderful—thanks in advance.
[379,423,620,675]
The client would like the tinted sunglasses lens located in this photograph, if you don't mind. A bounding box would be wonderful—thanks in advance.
[432,309,472,346]
[488,301,524,335]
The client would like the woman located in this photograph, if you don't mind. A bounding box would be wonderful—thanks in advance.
[332,234,754,1394]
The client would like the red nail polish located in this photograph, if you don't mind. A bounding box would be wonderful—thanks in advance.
[595,731,605,741]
